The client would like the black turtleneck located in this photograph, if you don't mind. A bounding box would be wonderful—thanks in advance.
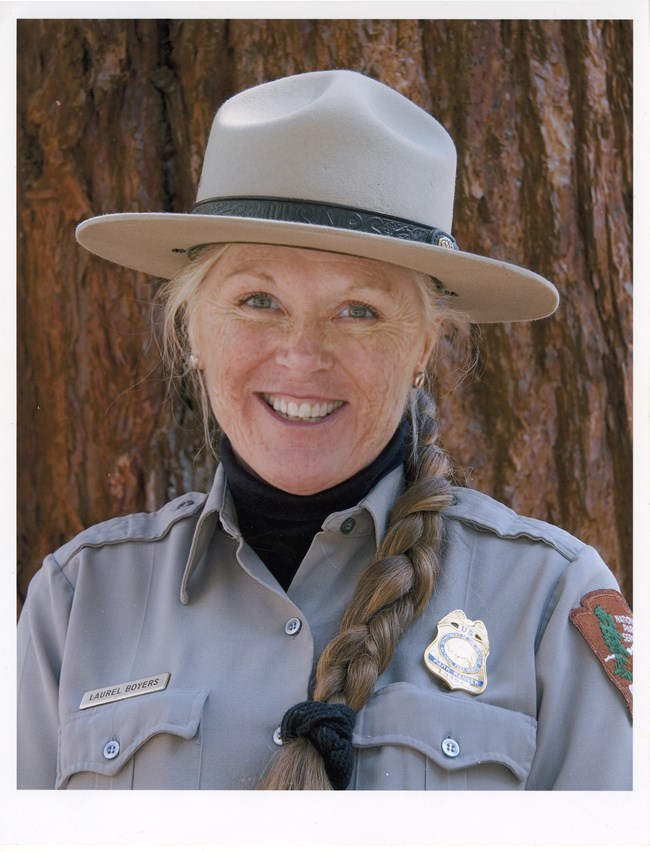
[219,421,408,591]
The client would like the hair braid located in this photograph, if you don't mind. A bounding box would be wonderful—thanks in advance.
[259,387,454,789]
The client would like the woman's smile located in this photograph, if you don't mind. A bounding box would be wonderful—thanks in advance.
[260,393,346,423]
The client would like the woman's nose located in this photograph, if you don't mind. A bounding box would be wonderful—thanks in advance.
[274,319,333,372]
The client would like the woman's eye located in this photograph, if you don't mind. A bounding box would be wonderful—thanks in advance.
[339,302,379,320]
[240,292,277,310]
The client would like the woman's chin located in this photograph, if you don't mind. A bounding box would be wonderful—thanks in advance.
[249,441,368,493]
[256,461,350,495]
[229,400,364,493]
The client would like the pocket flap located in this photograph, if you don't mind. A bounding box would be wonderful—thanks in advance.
[57,688,208,789]
[353,682,536,782]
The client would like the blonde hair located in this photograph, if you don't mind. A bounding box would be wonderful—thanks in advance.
[157,245,230,451]
[158,243,471,789]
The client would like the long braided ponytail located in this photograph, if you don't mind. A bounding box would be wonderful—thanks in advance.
[259,386,454,790]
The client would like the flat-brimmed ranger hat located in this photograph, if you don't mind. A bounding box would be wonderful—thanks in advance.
[76,70,559,323]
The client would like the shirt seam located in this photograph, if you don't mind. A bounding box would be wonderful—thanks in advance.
[53,502,206,569]
[445,515,586,562]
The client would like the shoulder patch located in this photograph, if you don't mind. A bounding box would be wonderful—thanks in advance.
[570,589,633,718]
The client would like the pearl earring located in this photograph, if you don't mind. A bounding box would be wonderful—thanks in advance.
[188,353,200,370]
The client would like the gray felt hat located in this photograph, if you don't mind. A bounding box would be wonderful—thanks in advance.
[76,69,559,323]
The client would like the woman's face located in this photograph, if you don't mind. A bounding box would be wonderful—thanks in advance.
[191,244,435,495]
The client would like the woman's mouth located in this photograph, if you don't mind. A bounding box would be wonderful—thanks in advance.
[261,393,345,423]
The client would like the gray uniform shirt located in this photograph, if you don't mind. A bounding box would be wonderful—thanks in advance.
[17,466,632,790]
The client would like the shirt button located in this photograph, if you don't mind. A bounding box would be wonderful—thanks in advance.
[442,737,460,758]
[285,617,302,636]
[340,517,356,534]
[273,727,283,746]
[103,739,120,760]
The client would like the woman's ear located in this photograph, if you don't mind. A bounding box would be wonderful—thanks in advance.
[186,316,205,370]
[416,325,438,375]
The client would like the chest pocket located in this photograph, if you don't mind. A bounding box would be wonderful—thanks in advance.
[57,688,208,789]
[351,682,536,790]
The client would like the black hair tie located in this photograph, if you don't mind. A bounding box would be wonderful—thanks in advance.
[280,700,357,790]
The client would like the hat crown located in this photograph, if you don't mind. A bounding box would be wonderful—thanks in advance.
[196,70,457,231]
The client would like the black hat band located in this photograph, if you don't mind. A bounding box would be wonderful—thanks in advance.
[190,197,459,251]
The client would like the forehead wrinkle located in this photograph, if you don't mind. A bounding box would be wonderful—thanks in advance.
[208,251,275,281]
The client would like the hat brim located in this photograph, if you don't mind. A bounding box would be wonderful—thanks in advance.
[75,212,559,323]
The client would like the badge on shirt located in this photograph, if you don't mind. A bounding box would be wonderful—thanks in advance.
[570,589,633,718]
[424,610,490,695]
[79,673,171,710]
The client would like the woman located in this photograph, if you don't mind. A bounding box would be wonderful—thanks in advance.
[17,70,632,790]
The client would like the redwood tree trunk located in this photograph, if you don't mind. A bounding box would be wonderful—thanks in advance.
[17,19,632,612]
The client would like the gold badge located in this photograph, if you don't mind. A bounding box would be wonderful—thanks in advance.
[424,610,489,695]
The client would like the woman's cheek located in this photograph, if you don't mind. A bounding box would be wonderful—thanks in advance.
[353,328,422,381]
[203,317,263,365]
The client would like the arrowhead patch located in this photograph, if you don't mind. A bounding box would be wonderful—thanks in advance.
[570,589,633,718]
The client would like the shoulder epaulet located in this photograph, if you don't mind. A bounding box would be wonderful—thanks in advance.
[51,492,208,567]
[445,487,585,562]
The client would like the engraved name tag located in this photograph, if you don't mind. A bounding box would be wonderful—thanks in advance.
[79,673,171,710]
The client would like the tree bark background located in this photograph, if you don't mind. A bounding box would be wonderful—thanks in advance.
[17,18,632,613]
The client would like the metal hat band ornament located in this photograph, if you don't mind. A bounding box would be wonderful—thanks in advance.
[424,610,490,695]
[75,70,560,323]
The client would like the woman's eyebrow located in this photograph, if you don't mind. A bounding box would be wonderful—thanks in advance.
[220,267,276,285]
[344,276,395,295]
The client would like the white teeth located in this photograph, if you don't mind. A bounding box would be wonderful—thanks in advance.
[264,394,343,422]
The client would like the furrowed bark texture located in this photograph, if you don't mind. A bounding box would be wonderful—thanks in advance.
[17,19,632,613]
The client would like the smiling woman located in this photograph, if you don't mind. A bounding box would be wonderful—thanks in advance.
[17,69,632,792]
[176,244,442,495]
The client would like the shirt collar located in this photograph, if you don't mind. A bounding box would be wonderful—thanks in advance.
[180,466,229,604]
[180,463,405,604]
